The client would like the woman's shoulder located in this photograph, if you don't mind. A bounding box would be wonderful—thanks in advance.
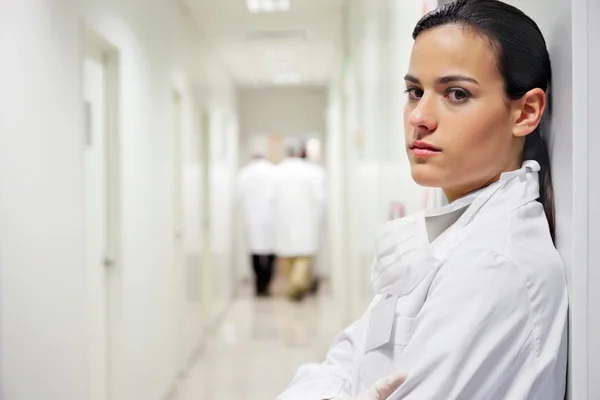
[454,200,565,301]
[461,200,558,260]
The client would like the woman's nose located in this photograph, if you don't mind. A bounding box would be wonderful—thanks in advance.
[408,96,438,132]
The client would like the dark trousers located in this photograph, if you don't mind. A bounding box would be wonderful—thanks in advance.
[251,254,276,296]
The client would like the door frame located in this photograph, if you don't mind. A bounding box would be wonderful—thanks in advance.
[82,27,122,400]
[171,89,186,377]
[200,108,214,323]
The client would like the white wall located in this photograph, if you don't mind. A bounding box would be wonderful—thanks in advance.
[0,1,238,399]
[584,1,600,395]
[325,81,348,316]
[206,101,239,320]
[186,48,239,319]
[584,1,600,399]
[178,41,239,326]
[0,1,87,399]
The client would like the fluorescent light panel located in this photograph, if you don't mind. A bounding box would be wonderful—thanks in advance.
[246,0,291,13]
[264,49,296,61]
[273,73,302,85]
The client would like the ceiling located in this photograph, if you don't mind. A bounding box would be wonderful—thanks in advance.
[181,0,345,87]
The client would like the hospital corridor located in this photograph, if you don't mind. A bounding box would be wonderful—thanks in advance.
[1,0,600,399]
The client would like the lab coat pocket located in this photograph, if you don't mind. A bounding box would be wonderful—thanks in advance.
[392,316,415,346]
[365,295,398,352]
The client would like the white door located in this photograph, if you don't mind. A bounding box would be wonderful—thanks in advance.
[83,50,110,400]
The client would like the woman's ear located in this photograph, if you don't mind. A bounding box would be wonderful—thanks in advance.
[511,88,546,138]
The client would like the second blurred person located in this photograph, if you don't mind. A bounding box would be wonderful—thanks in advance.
[274,145,326,301]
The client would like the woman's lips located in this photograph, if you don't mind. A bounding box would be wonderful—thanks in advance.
[411,148,440,157]
[409,140,441,158]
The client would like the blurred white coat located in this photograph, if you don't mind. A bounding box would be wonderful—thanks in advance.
[274,158,326,257]
[236,158,278,254]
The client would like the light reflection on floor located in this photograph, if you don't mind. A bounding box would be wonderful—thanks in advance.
[172,287,345,400]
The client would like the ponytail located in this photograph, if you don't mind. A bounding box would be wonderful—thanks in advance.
[523,128,556,243]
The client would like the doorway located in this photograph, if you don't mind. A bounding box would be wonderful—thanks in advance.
[83,30,120,400]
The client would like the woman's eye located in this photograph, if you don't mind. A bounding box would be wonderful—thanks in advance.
[405,87,424,100]
[446,88,471,102]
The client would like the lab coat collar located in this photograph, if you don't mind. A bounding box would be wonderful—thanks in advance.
[371,160,541,297]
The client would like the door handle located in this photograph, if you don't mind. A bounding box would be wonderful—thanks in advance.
[103,256,117,268]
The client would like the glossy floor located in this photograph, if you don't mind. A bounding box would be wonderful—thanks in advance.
[172,288,346,400]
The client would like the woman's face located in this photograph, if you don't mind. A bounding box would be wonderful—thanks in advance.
[404,25,522,201]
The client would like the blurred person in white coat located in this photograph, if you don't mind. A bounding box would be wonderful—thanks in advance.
[274,144,326,301]
[236,153,278,296]
[277,1,567,399]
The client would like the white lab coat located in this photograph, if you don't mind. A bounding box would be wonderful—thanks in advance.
[236,158,277,254]
[277,161,568,400]
[274,158,326,257]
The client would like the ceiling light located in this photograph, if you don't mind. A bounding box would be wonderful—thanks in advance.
[264,48,296,60]
[273,73,302,85]
[246,0,261,13]
[262,1,276,12]
[277,0,291,11]
[272,62,294,71]
[246,0,291,14]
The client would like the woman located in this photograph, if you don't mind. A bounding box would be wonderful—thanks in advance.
[277,0,568,399]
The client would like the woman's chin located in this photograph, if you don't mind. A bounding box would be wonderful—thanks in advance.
[410,164,443,187]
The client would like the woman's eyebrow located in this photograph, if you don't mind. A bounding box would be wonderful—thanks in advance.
[437,75,479,84]
[403,74,480,85]
[404,74,420,84]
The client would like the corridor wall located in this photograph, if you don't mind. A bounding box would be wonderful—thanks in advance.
[0,2,87,399]
[0,1,238,399]
[84,2,239,399]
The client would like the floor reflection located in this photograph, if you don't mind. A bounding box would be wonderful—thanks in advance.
[172,285,345,400]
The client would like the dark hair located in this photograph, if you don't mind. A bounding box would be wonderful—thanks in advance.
[413,0,556,242]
